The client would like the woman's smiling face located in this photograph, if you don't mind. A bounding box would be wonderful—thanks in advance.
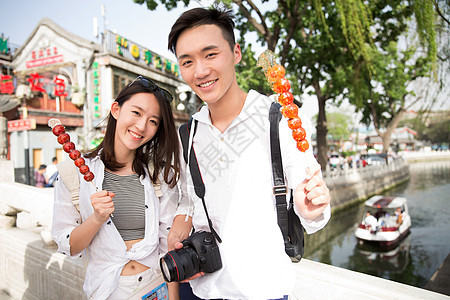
[111,92,161,157]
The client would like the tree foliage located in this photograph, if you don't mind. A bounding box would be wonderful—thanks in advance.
[420,120,450,145]
[400,111,450,145]
[349,0,439,153]
[315,111,352,142]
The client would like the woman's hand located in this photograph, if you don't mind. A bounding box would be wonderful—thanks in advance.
[69,190,115,255]
[90,190,115,223]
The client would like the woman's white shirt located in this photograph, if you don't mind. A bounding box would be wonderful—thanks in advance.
[51,155,180,299]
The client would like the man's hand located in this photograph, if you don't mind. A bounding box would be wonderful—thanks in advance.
[167,215,204,282]
[167,215,192,251]
[294,164,330,220]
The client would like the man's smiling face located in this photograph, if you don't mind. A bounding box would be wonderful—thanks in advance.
[176,24,241,106]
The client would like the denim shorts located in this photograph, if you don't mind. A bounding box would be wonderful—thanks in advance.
[107,268,163,300]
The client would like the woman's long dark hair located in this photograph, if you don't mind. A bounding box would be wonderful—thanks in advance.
[85,80,180,188]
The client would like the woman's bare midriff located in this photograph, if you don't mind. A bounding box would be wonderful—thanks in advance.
[120,238,149,276]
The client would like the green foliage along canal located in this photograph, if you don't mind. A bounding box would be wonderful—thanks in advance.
[304,160,450,288]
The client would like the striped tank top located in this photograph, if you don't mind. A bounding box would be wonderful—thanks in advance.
[103,170,146,241]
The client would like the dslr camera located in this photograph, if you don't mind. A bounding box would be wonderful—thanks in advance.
[160,231,222,282]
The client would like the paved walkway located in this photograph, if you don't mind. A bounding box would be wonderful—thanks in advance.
[425,252,450,296]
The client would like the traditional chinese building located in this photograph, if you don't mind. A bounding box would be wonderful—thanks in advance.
[6,18,191,184]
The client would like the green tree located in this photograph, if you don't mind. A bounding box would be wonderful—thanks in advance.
[326,112,351,143]
[235,41,272,95]
[285,1,357,169]
[421,120,450,145]
[351,0,439,153]
[314,111,351,146]
[401,111,450,145]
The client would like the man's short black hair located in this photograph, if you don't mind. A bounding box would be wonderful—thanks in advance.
[168,6,236,55]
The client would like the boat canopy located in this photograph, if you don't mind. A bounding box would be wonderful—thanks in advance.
[364,195,407,209]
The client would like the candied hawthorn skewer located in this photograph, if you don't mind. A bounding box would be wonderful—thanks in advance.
[48,119,111,216]
[48,119,96,186]
[257,50,309,152]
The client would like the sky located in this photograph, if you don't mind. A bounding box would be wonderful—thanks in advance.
[0,0,203,61]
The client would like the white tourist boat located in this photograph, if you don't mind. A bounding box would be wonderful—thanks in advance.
[355,195,411,249]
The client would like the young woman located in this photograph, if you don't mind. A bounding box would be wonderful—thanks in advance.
[52,76,187,299]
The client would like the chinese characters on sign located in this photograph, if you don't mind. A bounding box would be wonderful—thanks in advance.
[114,33,180,77]
[53,77,68,97]
[0,75,14,94]
[26,46,63,68]
[27,73,46,93]
[92,61,101,118]
[24,73,68,97]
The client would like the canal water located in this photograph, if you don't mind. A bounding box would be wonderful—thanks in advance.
[304,160,450,288]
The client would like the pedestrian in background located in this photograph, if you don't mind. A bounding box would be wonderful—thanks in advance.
[45,157,58,187]
[35,164,47,188]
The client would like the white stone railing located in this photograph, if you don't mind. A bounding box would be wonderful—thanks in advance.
[322,158,410,209]
[401,150,450,162]
[292,258,448,299]
[323,157,408,179]
[0,181,55,245]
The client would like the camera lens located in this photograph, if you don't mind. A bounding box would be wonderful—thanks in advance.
[160,247,199,282]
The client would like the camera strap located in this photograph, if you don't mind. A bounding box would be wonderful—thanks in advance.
[179,119,222,243]
[269,102,304,262]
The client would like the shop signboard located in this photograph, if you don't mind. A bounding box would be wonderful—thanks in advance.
[7,119,36,132]
[0,74,14,94]
[105,30,180,78]
[25,46,64,68]
[0,34,8,54]
[26,55,64,68]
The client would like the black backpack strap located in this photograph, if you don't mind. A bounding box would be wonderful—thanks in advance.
[179,119,222,243]
[269,102,291,245]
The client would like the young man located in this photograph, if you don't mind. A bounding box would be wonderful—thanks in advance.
[167,7,331,299]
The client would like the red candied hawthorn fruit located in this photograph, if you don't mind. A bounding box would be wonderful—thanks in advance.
[278,92,294,106]
[281,103,298,119]
[57,133,70,145]
[69,150,81,160]
[84,171,95,182]
[267,65,286,83]
[52,124,65,136]
[63,142,75,153]
[74,157,85,168]
[288,117,302,130]
[297,139,309,152]
[79,164,90,175]
[292,127,306,141]
[272,78,291,94]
